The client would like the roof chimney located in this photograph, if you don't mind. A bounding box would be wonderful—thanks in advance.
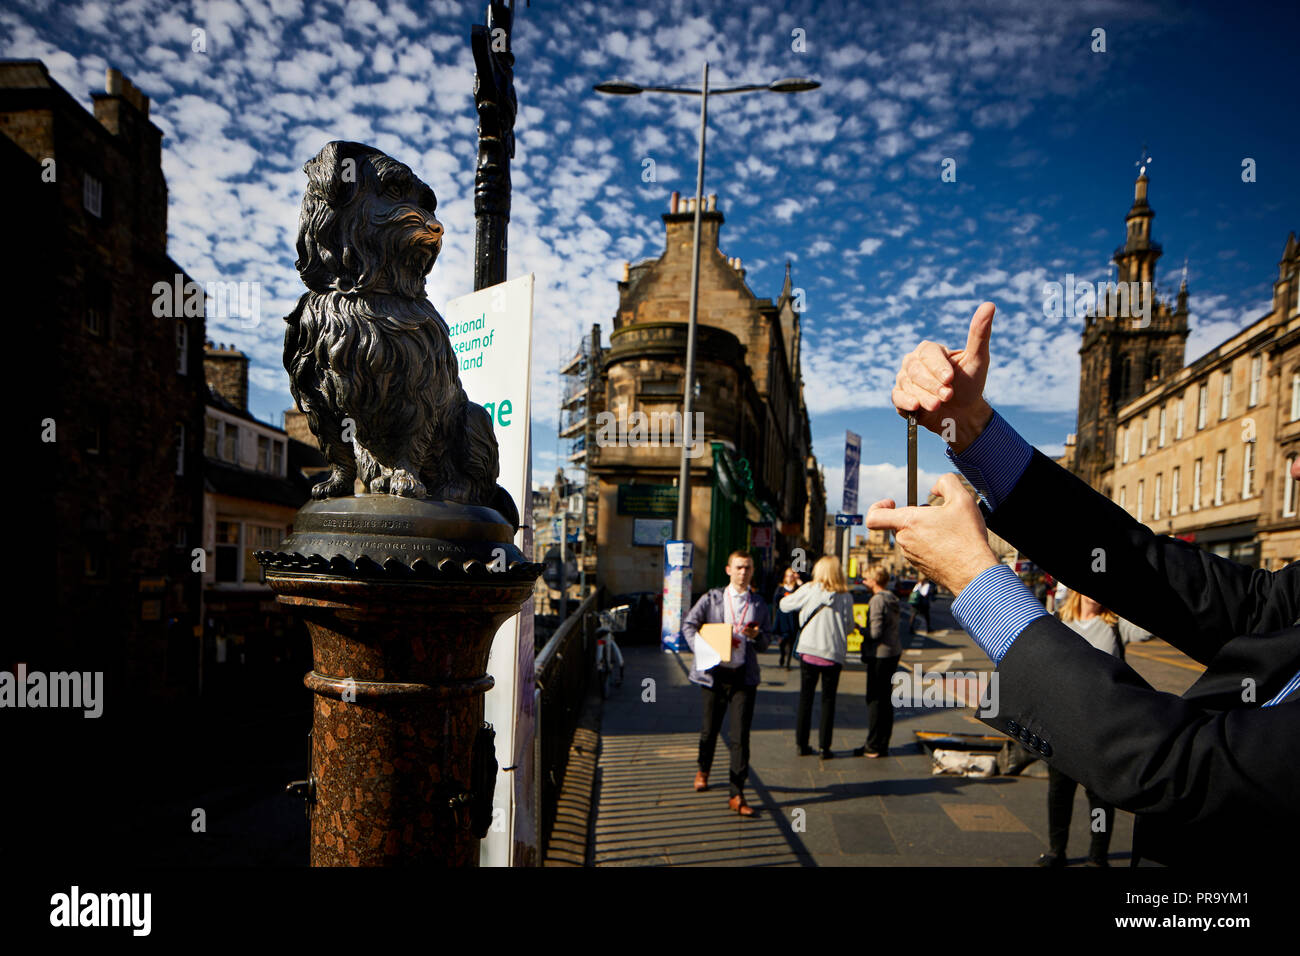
[670,191,680,214]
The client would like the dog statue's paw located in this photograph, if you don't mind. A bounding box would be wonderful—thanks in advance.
[312,469,354,499]
[369,474,390,494]
[388,468,427,498]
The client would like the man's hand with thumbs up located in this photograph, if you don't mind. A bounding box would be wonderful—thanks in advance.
[892,301,996,453]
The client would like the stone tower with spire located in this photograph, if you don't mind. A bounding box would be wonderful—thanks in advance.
[1073,161,1191,495]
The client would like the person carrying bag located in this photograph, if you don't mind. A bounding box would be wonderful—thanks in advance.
[780,556,855,758]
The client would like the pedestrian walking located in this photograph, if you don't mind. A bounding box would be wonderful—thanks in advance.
[780,556,855,758]
[908,574,933,632]
[681,549,772,816]
[1037,589,1149,867]
[854,565,902,757]
[772,567,802,669]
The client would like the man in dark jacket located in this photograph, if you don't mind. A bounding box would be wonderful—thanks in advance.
[682,549,772,816]
[855,566,902,757]
[871,301,1299,865]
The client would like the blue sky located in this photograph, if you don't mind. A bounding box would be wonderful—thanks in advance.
[5,0,1297,519]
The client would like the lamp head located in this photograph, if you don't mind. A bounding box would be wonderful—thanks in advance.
[768,77,821,94]
[593,79,643,95]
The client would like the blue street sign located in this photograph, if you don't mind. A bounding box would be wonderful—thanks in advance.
[835,513,864,526]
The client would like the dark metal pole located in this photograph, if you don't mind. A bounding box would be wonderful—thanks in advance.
[472,1,517,291]
[907,416,918,506]
[674,61,708,541]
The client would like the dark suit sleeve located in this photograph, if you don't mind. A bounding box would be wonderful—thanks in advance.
[986,450,1300,664]
[681,592,710,653]
[983,616,1300,824]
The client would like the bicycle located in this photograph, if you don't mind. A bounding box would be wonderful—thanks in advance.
[595,604,629,698]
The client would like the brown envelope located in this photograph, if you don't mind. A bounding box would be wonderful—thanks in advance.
[699,622,733,664]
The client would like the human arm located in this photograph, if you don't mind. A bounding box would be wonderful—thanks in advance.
[891,301,1299,661]
[983,616,1300,843]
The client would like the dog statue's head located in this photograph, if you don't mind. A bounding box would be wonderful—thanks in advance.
[294,141,443,298]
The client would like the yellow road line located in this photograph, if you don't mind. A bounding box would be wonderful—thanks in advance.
[1125,644,1205,674]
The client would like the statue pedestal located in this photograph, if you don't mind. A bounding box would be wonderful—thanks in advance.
[258,496,539,866]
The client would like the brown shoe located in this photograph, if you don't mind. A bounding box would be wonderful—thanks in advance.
[728,795,756,816]
[694,771,708,792]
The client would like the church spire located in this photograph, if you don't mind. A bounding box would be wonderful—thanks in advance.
[1114,146,1160,287]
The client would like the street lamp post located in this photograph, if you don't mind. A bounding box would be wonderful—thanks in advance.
[594,68,819,543]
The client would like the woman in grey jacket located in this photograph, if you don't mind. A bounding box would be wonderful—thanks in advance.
[780,556,856,757]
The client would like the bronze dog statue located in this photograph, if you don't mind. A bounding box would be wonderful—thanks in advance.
[284,141,518,528]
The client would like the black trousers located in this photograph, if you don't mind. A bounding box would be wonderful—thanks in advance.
[796,660,842,751]
[1047,764,1115,861]
[863,654,900,754]
[909,600,931,631]
[698,667,758,797]
[777,634,796,667]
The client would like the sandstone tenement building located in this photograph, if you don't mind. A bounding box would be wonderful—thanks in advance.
[5,62,208,696]
[581,193,826,597]
[1072,172,1299,568]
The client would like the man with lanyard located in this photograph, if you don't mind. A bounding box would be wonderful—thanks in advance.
[682,549,772,816]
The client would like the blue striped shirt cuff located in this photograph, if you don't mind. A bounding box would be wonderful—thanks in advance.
[946,409,1034,511]
[1263,670,1300,707]
[952,563,1049,664]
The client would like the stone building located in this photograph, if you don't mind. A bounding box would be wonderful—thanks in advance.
[202,344,319,686]
[1107,233,1299,568]
[1074,171,1191,496]
[6,62,208,696]
[587,193,826,598]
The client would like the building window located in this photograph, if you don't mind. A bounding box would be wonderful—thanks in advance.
[222,422,238,463]
[1285,456,1297,518]
[1118,486,1127,511]
[83,174,102,217]
[1140,416,1148,456]
[1158,406,1167,447]
[1193,458,1203,511]
[1137,480,1145,521]
[1220,370,1232,420]
[1242,442,1255,499]
[1214,450,1226,506]
[257,435,271,472]
[1291,371,1300,422]
[177,322,189,375]
[175,423,185,477]
[1153,474,1163,520]
[84,418,103,456]
[1249,354,1263,407]
[205,416,220,457]
[1171,466,1180,517]
[272,440,284,476]
[1197,383,1208,430]
[1175,394,1185,440]
[84,543,104,578]
[85,307,104,336]
[215,520,240,582]
[1122,426,1130,464]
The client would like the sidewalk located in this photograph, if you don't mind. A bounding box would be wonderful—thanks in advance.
[590,600,1201,867]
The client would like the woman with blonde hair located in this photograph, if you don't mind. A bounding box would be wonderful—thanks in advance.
[780,555,855,757]
[1037,589,1150,866]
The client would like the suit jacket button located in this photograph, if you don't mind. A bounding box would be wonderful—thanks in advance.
[1040,740,1052,757]
[1007,720,1021,735]
[1020,728,1033,744]
[1028,733,1041,749]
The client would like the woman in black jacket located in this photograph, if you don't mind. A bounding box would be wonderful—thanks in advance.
[772,567,802,669]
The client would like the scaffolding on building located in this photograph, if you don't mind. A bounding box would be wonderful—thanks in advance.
[559,324,604,598]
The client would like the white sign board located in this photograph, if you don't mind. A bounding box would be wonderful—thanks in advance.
[445,274,535,867]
